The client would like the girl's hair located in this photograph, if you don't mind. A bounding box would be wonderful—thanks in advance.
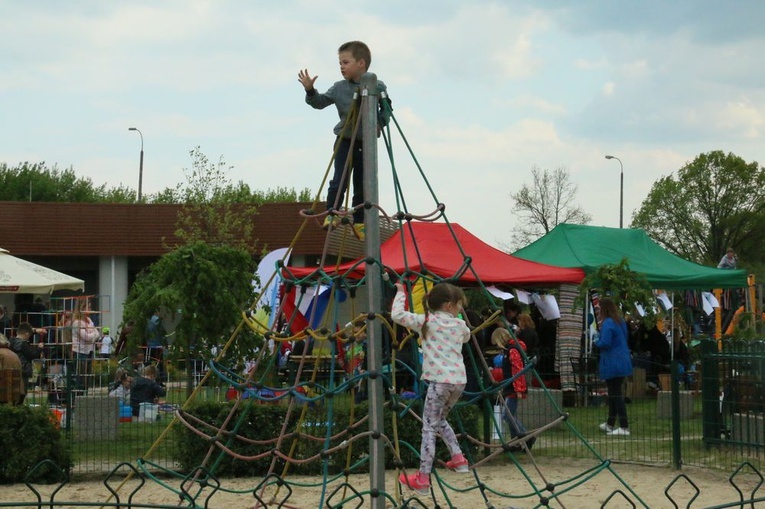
[420,282,466,339]
[599,297,623,324]
[491,327,511,349]
[518,313,535,330]
[111,368,129,391]
[71,298,91,321]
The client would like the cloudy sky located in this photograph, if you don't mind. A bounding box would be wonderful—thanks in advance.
[2,1,764,250]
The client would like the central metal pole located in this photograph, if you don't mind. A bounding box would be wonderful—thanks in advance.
[360,72,386,508]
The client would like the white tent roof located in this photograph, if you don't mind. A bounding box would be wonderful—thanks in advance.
[0,248,84,294]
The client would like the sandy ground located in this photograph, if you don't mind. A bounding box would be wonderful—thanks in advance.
[0,458,761,508]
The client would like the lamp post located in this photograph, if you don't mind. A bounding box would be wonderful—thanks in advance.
[605,155,623,228]
[128,127,144,202]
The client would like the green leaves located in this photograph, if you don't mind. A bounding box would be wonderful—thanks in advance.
[1,155,312,206]
[0,162,134,203]
[122,241,258,373]
[632,150,765,270]
[577,258,657,326]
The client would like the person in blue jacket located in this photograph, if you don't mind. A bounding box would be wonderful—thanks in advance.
[595,297,633,436]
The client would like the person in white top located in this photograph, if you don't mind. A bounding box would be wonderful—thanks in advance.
[69,301,100,390]
[99,327,113,358]
[108,368,132,405]
[391,281,472,496]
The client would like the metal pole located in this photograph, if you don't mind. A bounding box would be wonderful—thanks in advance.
[129,127,144,202]
[138,148,144,202]
[619,162,623,228]
[360,72,385,508]
[605,155,623,228]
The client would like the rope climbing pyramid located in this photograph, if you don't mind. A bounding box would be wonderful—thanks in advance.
[124,72,654,509]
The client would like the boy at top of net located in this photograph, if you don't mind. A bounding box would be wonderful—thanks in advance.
[298,40,390,241]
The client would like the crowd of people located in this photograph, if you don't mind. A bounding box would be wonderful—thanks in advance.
[0,299,168,421]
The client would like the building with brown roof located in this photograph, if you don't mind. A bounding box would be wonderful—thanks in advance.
[0,201,394,331]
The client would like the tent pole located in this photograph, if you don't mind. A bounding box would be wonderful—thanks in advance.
[670,292,675,362]
[585,292,593,355]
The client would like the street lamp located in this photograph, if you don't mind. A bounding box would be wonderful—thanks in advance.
[605,155,623,228]
[128,127,144,202]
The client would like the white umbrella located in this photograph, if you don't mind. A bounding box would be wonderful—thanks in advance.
[0,248,84,293]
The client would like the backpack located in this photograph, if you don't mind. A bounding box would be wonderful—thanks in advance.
[493,342,528,397]
[11,338,33,380]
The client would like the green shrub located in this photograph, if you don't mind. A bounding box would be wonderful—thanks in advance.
[0,405,72,483]
[172,396,479,478]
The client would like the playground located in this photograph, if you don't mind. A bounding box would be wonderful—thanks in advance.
[1,73,763,509]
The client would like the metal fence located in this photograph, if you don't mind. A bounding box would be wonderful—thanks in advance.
[16,338,765,477]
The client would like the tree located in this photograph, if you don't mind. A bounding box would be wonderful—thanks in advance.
[123,147,277,396]
[576,258,658,328]
[0,162,132,202]
[149,147,314,251]
[510,166,591,248]
[121,241,259,396]
[169,147,261,251]
[0,160,313,206]
[631,151,765,266]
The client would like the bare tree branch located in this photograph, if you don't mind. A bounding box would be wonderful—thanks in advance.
[509,165,592,250]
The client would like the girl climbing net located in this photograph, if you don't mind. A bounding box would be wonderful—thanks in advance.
[390,280,472,496]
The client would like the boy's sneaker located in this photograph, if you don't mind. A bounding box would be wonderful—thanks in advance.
[322,215,339,230]
[607,427,631,436]
[352,223,365,241]
[398,472,430,496]
[599,422,615,432]
[445,456,469,473]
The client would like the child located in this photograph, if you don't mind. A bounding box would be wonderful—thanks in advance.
[98,326,113,359]
[129,364,166,418]
[490,327,534,451]
[109,368,132,405]
[391,281,471,496]
[298,40,389,241]
[345,325,367,402]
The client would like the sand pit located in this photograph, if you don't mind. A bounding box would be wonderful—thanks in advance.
[0,458,760,508]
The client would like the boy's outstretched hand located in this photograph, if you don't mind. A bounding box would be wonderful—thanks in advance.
[298,69,318,91]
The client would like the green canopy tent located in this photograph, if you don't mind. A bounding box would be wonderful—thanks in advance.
[514,224,748,365]
[513,224,748,290]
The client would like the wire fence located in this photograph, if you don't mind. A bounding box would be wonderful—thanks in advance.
[13,338,765,477]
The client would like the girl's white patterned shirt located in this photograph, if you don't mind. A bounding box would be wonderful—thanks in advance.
[391,290,471,384]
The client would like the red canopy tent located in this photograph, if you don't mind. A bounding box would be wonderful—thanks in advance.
[284,222,584,286]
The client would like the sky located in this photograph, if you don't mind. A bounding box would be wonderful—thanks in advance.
[2,1,765,251]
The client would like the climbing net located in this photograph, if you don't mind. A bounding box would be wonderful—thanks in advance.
[125,81,653,509]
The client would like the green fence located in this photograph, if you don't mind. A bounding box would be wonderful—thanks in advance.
[16,338,765,477]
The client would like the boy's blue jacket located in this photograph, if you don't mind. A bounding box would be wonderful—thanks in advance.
[594,317,633,380]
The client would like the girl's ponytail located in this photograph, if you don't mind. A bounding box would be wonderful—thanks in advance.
[421,293,431,339]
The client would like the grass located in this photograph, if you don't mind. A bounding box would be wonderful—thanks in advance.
[58,386,761,477]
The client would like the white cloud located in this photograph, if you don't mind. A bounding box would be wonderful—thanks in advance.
[2,0,765,250]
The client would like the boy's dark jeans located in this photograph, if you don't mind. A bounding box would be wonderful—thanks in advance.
[327,137,364,224]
